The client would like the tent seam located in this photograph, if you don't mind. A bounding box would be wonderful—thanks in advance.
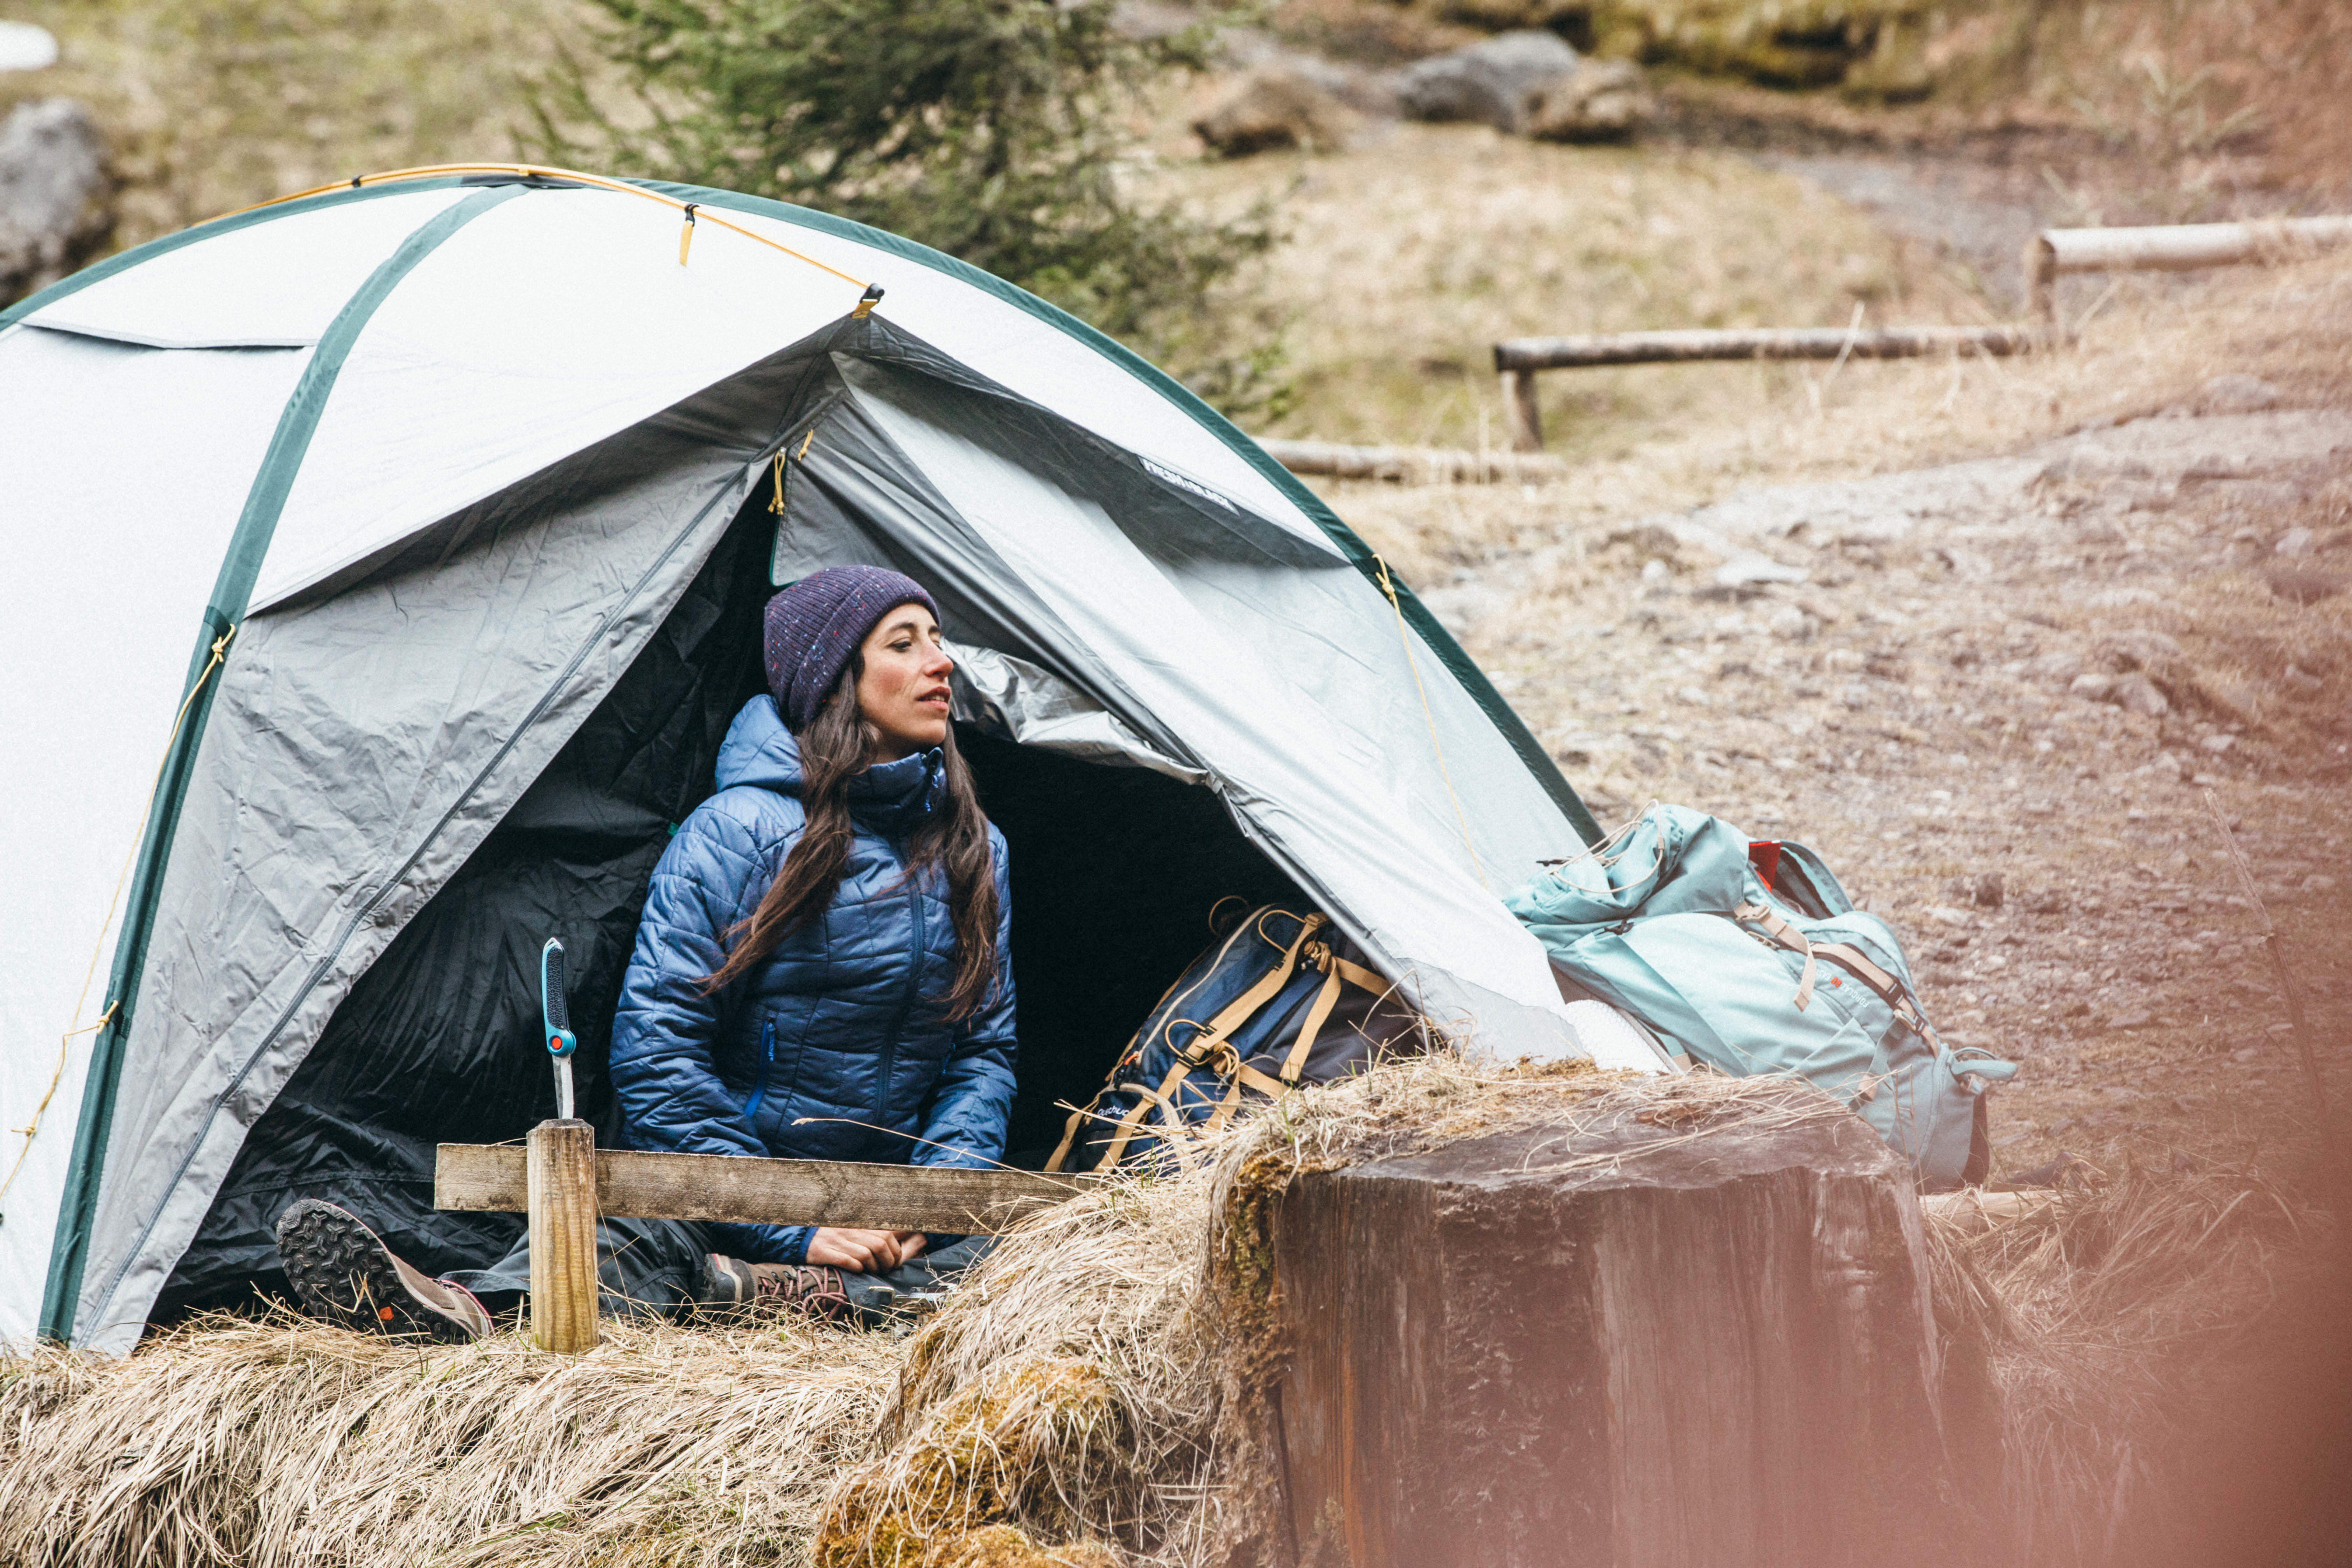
[42,185,528,1344]
[84,456,756,1338]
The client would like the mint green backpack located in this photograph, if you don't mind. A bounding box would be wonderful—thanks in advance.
[1506,804,2014,1188]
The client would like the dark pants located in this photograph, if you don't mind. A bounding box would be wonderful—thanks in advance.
[443,1219,994,1323]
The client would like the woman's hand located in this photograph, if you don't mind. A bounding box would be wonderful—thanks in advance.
[806,1227,927,1272]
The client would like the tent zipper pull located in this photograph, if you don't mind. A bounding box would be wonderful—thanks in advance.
[770,428,816,514]
[678,203,698,267]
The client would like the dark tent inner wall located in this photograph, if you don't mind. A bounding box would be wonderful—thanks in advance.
[160,465,1297,1316]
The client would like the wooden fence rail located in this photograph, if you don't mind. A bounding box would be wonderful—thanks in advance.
[2024,216,2352,326]
[1490,324,2038,453]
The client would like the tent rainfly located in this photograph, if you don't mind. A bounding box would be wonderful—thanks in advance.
[0,167,1661,1354]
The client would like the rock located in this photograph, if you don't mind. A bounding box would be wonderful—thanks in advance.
[2275,526,2318,558]
[2266,568,2344,606]
[2112,671,2170,717]
[2284,664,2326,690]
[2029,650,2085,683]
[2102,628,2181,668]
[1766,603,1817,642]
[2198,373,2281,413]
[1193,68,1354,156]
[2306,874,2340,894]
[1395,29,1580,134]
[1524,57,1653,141]
[1924,905,1973,927]
[0,20,58,72]
[2109,1008,2155,1030]
[0,98,112,309]
[1972,872,2005,909]
[1838,681,1872,710]
[1714,553,1807,589]
[2199,733,2236,754]
[2069,672,2114,702]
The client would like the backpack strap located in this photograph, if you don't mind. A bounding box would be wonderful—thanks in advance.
[1808,941,1930,1035]
[1731,902,1818,1011]
[1090,912,1328,1168]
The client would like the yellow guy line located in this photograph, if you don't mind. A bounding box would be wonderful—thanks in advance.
[225,163,873,295]
[1372,556,1490,893]
[0,626,237,1209]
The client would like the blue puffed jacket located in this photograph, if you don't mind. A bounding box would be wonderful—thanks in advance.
[607,695,1017,1265]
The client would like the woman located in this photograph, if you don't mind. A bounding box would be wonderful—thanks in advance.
[275,566,1018,1338]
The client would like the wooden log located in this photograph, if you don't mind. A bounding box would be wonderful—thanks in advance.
[2027,217,2352,327]
[1253,1086,1968,1568]
[2042,216,2352,275]
[1502,367,1544,453]
[1254,437,1569,485]
[1494,322,2038,372]
[526,1119,598,1354]
[438,1142,1100,1235]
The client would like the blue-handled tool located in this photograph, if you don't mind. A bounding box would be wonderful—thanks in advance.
[541,937,578,1121]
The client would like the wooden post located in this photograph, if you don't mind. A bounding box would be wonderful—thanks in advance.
[2023,233,2058,332]
[1502,367,1543,453]
[1244,1085,1972,1568]
[527,1119,598,1353]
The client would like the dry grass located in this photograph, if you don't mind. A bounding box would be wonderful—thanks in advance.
[1922,1162,2324,1568]
[1316,242,2352,589]
[2,0,594,248]
[0,1058,2322,1568]
[1157,118,1982,454]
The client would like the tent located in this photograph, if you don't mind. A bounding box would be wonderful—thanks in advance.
[0,166,1660,1354]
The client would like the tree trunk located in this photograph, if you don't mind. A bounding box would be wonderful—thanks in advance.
[1256,1087,1969,1568]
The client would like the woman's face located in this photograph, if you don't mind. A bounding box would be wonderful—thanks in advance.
[854,605,953,763]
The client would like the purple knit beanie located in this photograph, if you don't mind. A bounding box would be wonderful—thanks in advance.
[763,565,941,731]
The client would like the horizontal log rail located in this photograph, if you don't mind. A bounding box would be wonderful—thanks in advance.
[2025,216,2352,324]
[436,1141,1103,1236]
[1490,323,2037,453]
[1255,436,1569,485]
[1492,323,2039,373]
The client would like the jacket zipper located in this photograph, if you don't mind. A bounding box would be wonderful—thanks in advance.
[877,860,924,1134]
[743,1020,777,1120]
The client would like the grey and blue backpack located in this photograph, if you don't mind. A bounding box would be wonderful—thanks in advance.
[1048,904,1424,1173]
[1506,804,2014,1189]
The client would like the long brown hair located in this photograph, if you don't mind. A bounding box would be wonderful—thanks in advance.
[701,653,1002,1017]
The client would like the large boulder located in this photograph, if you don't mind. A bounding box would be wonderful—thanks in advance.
[1395,29,1581,134]
[0,98,113,308]
[1524,56,1653,140]
[1193,67,1358,156]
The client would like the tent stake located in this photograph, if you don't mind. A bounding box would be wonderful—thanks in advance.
[527,1119,598,1353]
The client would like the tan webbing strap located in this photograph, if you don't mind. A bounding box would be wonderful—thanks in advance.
[1734,901,1818,1012]
[1280,965,1346,1086]
[1179,913,1324,1068]
[1101,1057,1197,1167]
[1812,942,1927,1031]
[1328,955,1391,995]
[1045,1104,1087,1173]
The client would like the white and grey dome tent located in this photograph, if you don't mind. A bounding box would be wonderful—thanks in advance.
[0,164,1647,1354]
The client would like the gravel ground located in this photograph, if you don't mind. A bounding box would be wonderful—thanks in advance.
[1402,392,2352,1182]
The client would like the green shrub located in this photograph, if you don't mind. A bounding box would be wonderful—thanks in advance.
[532,0,1287,417]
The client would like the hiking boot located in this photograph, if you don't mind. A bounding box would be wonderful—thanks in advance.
[693,1252,854,1324]
[274,1199,491,1342]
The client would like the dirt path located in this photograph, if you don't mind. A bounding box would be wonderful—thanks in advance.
[1409,396,2352,1179]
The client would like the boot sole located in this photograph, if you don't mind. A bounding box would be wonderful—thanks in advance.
[275,1199,477,1342]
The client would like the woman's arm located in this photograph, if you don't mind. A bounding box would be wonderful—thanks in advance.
[610,797,814,1265]
[911,832,1019,1169]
